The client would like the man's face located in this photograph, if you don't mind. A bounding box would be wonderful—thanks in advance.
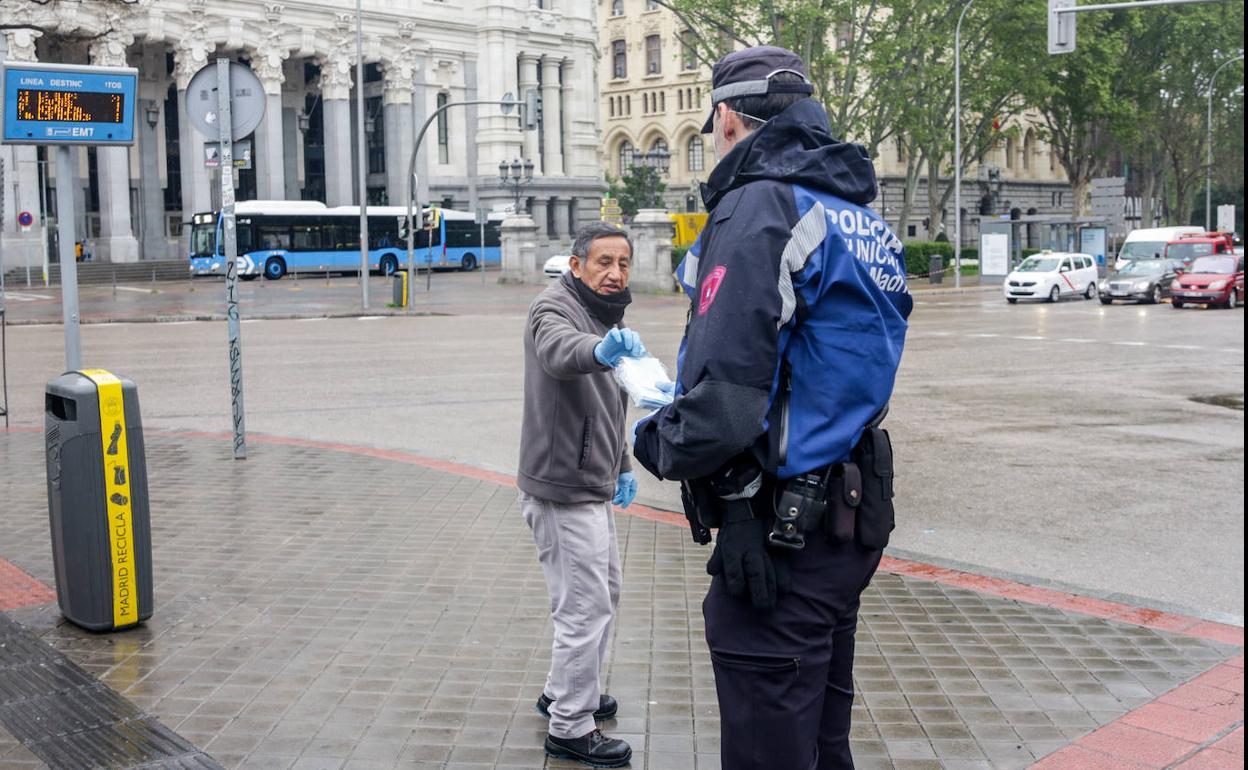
[571,236,631,294]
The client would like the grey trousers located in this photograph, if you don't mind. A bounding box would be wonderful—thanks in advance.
[520,492,622,739]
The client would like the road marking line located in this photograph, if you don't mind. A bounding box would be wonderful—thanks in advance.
[114,286,153,294]
[1217,348,1244,354]
[1112,341,1148,347]
[1058,338,1095,343]
[2,292,53,301]
[241,319,262,324]
[357,316,386,321]
[1160,344,1203,350]
[968,333,1001,338]
[1012,335,1045,340]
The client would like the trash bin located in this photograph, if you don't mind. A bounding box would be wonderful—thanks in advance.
[45,369,153,631]
[393,272,408,308]
[929,254,945,285]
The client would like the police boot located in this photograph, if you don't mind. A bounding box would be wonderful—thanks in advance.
[536,692,619,721]
[544,729,632,768]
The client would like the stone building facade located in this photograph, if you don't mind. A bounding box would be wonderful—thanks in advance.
[1,0,604,270]
[597,0,1074,247]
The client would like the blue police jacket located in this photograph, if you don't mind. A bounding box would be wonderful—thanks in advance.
[633,99,912,481]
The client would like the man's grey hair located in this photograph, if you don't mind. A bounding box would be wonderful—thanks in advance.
[571,221,633,261]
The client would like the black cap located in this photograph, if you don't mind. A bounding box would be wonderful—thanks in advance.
[700,45,814,133]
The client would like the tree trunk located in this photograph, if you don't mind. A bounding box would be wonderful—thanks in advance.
[925,154,944,239]
[895,152,922,239]
[1140,170,1159,229]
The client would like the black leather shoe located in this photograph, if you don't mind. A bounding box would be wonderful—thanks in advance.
[544,729,632,768]
[536,692,619,721]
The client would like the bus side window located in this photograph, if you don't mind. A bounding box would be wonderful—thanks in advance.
[291,221,322,251]
[257,220,292,251]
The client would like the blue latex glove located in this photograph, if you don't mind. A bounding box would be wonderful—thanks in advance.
[594,328,646,367]
[613,472,638,508]
[638,379,676,408]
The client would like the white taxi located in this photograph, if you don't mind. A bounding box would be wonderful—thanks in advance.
[1005,252,1100,304]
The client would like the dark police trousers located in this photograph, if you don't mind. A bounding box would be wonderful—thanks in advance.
[703,532,882,770]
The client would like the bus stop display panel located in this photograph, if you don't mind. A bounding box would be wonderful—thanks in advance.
[2,62,137,145]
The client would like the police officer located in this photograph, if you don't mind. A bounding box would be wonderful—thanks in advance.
[633,46,912,769]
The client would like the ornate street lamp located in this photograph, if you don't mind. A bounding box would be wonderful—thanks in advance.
[499,157,535,213]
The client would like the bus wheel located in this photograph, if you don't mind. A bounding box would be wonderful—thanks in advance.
[380,256,398,276]
[461,254,478,272]
[264,257,287,280]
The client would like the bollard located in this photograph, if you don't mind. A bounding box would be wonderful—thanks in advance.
[45,369,154,631]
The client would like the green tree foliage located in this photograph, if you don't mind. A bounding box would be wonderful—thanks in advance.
[657,0,1243,229]
[607,166,668,218]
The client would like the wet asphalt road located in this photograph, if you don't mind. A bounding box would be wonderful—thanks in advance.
[1,274,1242,621]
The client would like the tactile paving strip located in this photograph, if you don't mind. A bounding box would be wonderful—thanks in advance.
[0,614,222,770]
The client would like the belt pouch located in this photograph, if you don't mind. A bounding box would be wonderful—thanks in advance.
[823,463,861,544]
[853,427,896,551]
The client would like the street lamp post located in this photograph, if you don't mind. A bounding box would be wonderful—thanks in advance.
[499,158,535,214]
[1206,54,1243,231]
[403,94,519,306]
[354,0,369,310]
[954,0,975,290]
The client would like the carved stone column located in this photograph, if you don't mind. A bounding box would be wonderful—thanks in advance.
[540,57,564,177]
[90,31,139,263]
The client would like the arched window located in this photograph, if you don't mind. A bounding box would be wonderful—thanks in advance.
[687,135,704,172]
[611,0,624,16]
[1005,137,1016,170]
[618,140,635,175]
[651,137,669,155]
[1022,131,1034,172]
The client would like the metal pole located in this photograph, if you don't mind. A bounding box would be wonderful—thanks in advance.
[355,0,370,310]
[55,146,81,370]
[39,159,49,287]
[404,97,519,309]
[954,0,973,290]
[217,58,246,460]
[1206,55,1243,231]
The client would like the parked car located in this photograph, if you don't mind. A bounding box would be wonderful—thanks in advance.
[1005,252,1100,304]
[1170,254,1245,309]
[1099,259,1184,304]
[543,254,572,278]
[1116,226,1204,268]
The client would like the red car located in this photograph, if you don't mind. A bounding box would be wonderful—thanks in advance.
[1170,253,1245,309]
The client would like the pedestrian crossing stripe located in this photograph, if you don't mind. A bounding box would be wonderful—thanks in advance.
[78,369,138,628]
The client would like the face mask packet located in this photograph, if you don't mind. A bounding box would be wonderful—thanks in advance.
[613,355,675,408]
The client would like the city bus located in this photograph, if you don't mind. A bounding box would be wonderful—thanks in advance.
[189,200,503,279]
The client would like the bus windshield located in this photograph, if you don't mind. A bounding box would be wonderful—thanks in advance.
[190,223,217,258]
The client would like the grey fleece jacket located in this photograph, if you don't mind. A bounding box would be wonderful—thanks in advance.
[518,273,633,504]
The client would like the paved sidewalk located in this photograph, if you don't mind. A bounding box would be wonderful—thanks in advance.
[1,428,1242,769]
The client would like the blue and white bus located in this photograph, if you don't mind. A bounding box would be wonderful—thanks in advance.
[189,200,504,279]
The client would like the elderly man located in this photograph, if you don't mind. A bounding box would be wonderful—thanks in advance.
[519,221,643,768]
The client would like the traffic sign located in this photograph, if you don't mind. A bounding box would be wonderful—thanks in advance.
[1,61,138,145]
[184,62,266,139]
[204,140,253,169]
[17,210,33,229]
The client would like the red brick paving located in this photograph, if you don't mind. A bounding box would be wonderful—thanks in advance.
[1032,660,1244,769]
[0,556,56,611]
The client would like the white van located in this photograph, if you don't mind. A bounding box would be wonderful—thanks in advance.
[1117,226,1204,267]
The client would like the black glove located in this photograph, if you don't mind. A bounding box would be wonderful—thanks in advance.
[706,509,790,609]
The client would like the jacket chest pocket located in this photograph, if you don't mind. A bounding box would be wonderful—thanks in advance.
[577,415,595,470]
